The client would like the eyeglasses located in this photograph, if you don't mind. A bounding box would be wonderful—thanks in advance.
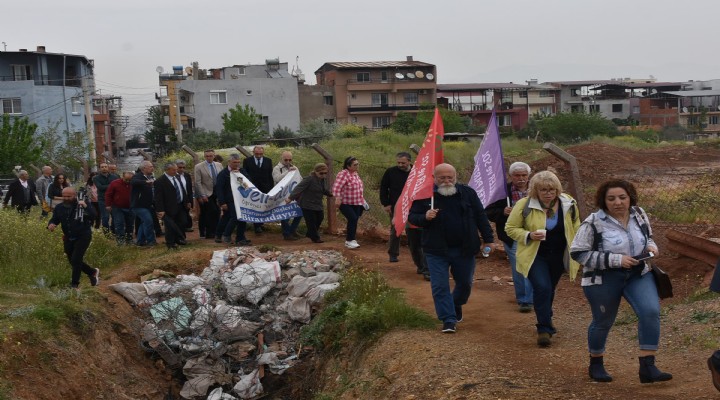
[539,188,557,194]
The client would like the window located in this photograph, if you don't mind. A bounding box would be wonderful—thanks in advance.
[571,105,582,113]
[1,98,22,114]
[498,115,512,126]
[323,95,333,106]
[71,97,81,114]
[570,88,581,97]
[351,117,358,123]
[381,71,388,82]
[12,65,30,81]
[612,104,623,112]
[357,72,370,82]
[632,106,640,114]
[519,91,528,98]
[589,104,600,113]
[539,90,553,98]
[371,93,388,106]
[688,116,699,125]
[404,92,418,104]
[210,91,227,104]
[372,116,391,128]
[709,116,719,125]
[538,106,553,115]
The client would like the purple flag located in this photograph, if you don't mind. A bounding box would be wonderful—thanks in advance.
[469,110,508,207]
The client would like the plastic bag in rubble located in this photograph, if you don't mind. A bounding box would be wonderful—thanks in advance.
[179,356,232,399]
[150,297,191,331]
[207,387,238,400]
[286,272,340,297]
[190,306,212,337]
[305,282,340,305]
[109,282,148,306]
[192,286,211,306]
[256,352,292,375]
[214,304,262,341]
[171,274,205,293]
[277,296,311,323]
[222,259,281,304]
[143,279,173,296]
[233,369,263,399]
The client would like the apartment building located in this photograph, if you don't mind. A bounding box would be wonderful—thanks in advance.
[313,57,437,129]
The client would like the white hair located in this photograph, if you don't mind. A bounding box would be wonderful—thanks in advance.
[508,162,531,175]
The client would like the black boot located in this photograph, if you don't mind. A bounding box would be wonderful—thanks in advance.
[588,356,613,382]
[638,355,672,383]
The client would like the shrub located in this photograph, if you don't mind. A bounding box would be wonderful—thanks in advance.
[335,124,365,138]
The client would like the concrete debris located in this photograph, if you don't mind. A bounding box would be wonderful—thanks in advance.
[112,246,347,399]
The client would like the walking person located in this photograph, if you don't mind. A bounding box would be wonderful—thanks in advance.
[47,187,99,289]
[194,149,222,240]
[243,145,274,234]
[215,154,251,246]
[130,161,157,247]
[333,156,366,249]
[288,163,333,243]
[486,161,534,312]
[85,173,101,229]
[273,150,302,240]
[408,163,496,333]
[154,162,192,249]
[105,171,135,245]
[3,170,38,214]
[505,171,581,347]
[570,179,671,383]
[175,160,194,233]
[93,162,118,232]
[47,174,69,211]
[35,166,53,218]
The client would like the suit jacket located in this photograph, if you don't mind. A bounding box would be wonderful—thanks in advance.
[243,156,274,193]
[214,167,235,207]
[194,161,223,199]
[154,174,191,216]
[2,179,38,207]
[177,171,193,204]
[130,172,154,209]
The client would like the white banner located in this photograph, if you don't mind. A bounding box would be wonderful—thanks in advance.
[230,169,303,223]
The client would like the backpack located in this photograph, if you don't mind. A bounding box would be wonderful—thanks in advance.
[521,194,578,223]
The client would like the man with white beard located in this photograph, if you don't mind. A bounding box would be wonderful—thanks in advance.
[408,163,496,334]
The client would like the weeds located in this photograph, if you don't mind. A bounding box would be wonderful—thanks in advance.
[690,310,720,324]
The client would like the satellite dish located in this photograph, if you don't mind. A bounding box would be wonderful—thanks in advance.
[406,72,415,79]
[426,73,434,81]
[155,66,164,74]
[717,105,720,111]
[185,66,193,75]
[682,107,689,113]
[415,71,424,78]
[395,72,404,79]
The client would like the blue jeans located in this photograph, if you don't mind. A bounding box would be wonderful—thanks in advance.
[506,241,533,305]
[132,207,156,245]
[584,268,661,353]
[425,247,476,323]
[281,217,302,237]
[98,199,110,230]
[527,253,565,334]
[339,204,364,241]
[111,207,135,243]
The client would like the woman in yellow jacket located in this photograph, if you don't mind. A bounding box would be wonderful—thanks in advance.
[505,171,580,347]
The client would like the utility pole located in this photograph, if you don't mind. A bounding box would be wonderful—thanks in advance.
[175,84,183,143]
[83,75,97,170]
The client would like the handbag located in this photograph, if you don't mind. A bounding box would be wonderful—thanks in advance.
[649,261,673,299]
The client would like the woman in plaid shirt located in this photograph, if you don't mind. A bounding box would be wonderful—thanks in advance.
[333,156,366,249]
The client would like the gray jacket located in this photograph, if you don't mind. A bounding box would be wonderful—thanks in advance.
[35,175,52,201]
[289,174,332,211]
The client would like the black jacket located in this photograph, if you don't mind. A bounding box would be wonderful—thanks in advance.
[154,174,191,216]
[48,200,95,240]
[130,172,154,209]
[178,172,193,203]
[379,166,410,207]
[289,174,332,211]
[408,184,494,256]
[242,156,274,193]
[2,179,38,207]
[214,167,235,207]
[485,183,514,247]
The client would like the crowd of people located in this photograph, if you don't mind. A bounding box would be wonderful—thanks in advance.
[15,147,720,387]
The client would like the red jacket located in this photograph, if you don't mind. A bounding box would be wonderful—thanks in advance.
[105,179,132,208]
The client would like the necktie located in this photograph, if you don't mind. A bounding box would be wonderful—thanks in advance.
[177,175,186,197]
[256,158,261,167]
[173,177,182,203]
[209,162,217,183]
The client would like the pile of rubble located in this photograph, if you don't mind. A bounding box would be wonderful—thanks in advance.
[110,247,349,399]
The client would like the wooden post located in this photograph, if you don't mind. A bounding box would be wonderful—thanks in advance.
[181,145,200,166]
[234,145,253,158]
[409,144,421,155]
[138,149,152,162]
[28,164,42,179]
[542,142,587,219]
[311,143,337,234]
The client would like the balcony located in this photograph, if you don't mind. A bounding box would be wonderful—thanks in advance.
[347,103,422,113]
[346,78,435,92]
[0,75,82,87]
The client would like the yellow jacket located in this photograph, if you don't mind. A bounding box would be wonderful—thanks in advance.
[505,193,581,279]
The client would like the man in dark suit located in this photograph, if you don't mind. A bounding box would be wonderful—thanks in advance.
[215,154,251,245]
[2,170,38,213]
[242,145,273,234]
[175,160,194,232]
[154,162,192,249]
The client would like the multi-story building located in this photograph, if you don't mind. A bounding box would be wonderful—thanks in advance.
[662,79,720,137]
[92,95,125,161]
[313,57,437,129]
[436,80,560,130]
[158,59,301,138]
[0,46,95,135]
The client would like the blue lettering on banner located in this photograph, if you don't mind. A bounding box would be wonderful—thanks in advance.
[238,203,302,223]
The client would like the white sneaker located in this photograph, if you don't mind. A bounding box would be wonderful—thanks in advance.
[345,240,360,249]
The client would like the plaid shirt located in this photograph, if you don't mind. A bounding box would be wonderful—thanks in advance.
[332,169,365,205]
[510,184,528,206]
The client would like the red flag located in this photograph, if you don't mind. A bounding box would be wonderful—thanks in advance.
[393,108,444,236]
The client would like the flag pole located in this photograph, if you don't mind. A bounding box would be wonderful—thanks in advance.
[431,195,434,210]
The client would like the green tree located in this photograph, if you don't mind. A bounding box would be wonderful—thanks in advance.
[390,112,417,134]
[144,106,176,155]
[0,114,43,173]
[535,111,619,143]
[221,104,264,145]
[184,128,222,150]
[37,122,93,179]
[125,135,143,149]
[414,105,469,133]
[298,118,337,139]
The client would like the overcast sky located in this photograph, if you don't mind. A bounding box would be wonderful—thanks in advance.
[5,0,719,131]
